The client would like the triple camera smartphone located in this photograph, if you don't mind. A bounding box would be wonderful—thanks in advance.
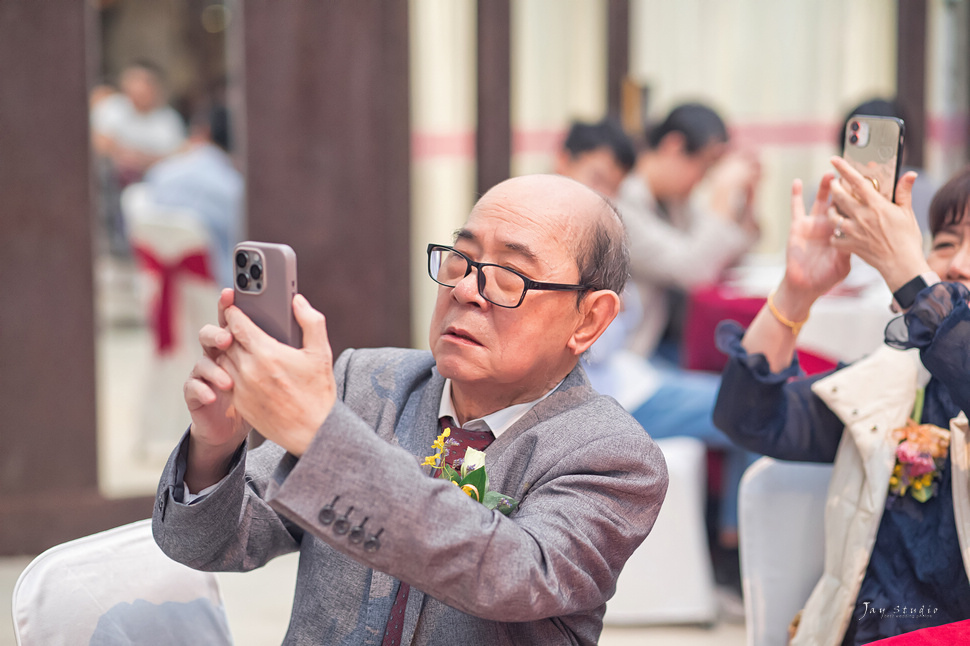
[233,241,302,348]
[841,114,905,201]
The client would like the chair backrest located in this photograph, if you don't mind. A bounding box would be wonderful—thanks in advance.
[121,182,212,263]
[605,436,718,626]
[739,457,832,646]
[120,182,220,355]
[12,519,233,646]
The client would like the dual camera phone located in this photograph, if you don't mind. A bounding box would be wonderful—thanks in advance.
[233,241,302,347]
[842,114,905,201]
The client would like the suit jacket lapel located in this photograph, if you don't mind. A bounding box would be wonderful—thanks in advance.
[487,363,591,455]
[389,369,445,459]
[375,363,592,643]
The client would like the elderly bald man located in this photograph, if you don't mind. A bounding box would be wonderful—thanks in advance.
[153,174,668,646]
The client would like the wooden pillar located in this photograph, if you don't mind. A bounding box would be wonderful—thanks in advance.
[239,1,411,354]
[0,1,151,555]
[896,0,927,168]
[607,0,629,118]
[476,0,511,195]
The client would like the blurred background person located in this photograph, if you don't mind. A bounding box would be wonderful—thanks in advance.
[620,102,760,363]
[142,104,243,289]
[584,102,762,600]
[92,60,186,184]
[554,116,636,199]
[91,60,186,257]
[89,81,118,113]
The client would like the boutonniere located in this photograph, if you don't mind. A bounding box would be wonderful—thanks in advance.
[421,426,519,516]
[888,418,950,503]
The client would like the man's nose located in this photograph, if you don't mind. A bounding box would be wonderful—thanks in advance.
[452,267,487,305]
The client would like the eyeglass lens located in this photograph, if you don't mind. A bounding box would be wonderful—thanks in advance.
[429,247,525,307]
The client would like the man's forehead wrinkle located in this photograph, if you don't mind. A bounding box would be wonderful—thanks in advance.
[502,239,540,263]
[453,227,540,263]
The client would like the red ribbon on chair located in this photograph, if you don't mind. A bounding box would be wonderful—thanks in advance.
[132,243,213,354]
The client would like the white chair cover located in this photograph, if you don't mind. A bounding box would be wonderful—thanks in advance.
[120,183,220,459]
[605,436,718,625]
[12,519,232,646]
[739,457,832,646]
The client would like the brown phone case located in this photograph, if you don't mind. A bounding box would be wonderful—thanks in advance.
[842,115,905,201]
[233,241,301,347]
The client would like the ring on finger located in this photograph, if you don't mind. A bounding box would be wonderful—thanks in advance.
[834,217,846,239]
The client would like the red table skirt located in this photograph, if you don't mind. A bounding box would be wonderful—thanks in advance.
[683,284,837,375]
[868,619,970,645]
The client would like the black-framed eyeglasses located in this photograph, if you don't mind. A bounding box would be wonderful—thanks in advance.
[427,244,592,309]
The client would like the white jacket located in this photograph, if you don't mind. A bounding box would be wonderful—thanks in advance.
[791,345,970,645]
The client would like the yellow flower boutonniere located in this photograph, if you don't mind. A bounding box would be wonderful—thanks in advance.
[421,427,518,516]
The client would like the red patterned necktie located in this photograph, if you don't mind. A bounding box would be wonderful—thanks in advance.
[380,417,495,646]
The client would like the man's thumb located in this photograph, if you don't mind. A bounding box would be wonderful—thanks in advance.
[293,294,330,353]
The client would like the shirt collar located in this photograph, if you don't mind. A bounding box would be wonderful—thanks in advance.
[438,378,562,439]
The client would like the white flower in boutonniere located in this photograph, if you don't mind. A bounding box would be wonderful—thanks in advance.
[460,447,487,475]
[420,428,518,516]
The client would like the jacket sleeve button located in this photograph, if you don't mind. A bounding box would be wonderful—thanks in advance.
[363,529,384,553]
[333,507,354,535]
[349,518,369,544]
[318,496,340,526]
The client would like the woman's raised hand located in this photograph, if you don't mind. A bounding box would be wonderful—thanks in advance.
[739,175,846,372]
[782,173,852,304]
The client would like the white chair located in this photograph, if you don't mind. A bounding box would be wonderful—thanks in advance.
[121,183,220,458]
[605,436,719,625]
[11,519,233,646]
[738,457,832,646]
[121,182,220,354]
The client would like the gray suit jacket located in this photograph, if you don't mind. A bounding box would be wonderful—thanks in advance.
[153,347,668,645]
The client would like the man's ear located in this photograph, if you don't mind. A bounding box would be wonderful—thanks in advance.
[657,130,687,156]
[566,289,621,356]
[552,149,573,176]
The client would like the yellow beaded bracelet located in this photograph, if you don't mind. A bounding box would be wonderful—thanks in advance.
[766,291,808,335]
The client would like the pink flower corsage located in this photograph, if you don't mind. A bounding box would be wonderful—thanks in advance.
[888,419,950,503]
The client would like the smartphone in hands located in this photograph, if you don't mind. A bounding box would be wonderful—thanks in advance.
[841,114,905,201]
[233,241,302,347]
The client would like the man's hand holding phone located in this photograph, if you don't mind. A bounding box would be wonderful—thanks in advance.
[183,288,337,492]
[183,289,250,493]
[220,290,336,457]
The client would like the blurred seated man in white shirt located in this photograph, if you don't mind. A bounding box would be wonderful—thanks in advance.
[92,60,186,256]
[92,60,186,185]
[582,104,761,594]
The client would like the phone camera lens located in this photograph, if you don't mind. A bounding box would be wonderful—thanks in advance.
[250,264,262,280]
[850,121,859,132]
[849,134,858,145]
[235,251,248,268]
[236,272,249,289]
